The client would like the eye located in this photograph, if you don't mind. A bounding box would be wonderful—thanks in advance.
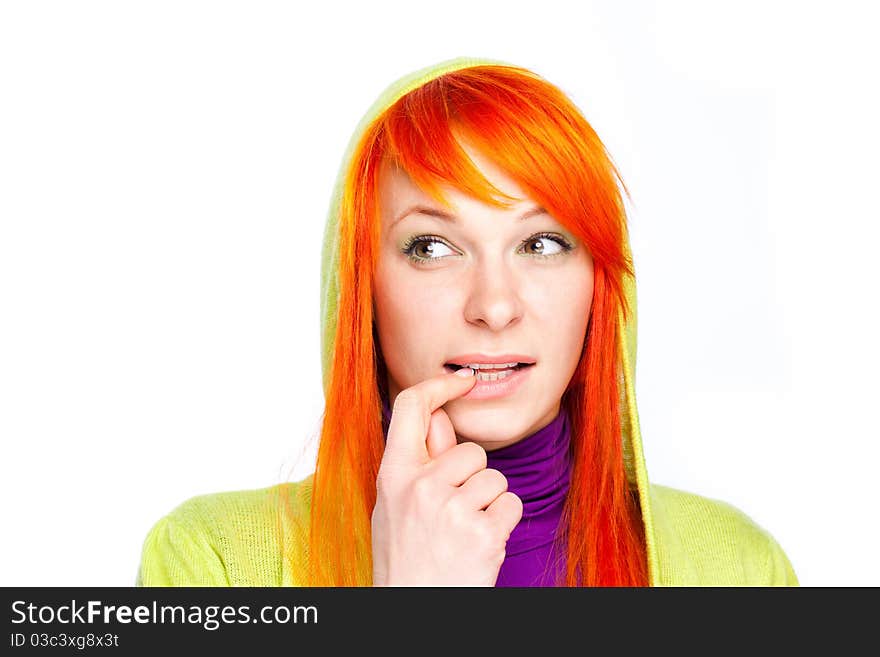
[401,236,458,264]
[519,233,572,258]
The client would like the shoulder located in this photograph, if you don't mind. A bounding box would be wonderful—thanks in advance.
[648,483,798,586]
[137,474,314,587]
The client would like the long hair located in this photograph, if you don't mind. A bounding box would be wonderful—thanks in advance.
[304,64,647,586]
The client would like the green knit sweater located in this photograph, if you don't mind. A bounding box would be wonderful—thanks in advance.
[137,475,797,586]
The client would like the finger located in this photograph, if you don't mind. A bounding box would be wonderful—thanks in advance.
[484,491,524,538]
[427,440,488,487]
[426,408,457,460]
[455,467,508,511]
[385,368,476,465]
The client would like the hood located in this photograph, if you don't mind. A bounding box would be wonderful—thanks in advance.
[318,56,660,584]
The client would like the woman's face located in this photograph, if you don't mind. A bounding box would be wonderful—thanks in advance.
[373,142,594,451]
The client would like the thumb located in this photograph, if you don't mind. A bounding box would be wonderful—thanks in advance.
[426,408,458,460]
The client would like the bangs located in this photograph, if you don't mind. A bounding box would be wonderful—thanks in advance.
[369,65,633,281]
[377,119,511,213]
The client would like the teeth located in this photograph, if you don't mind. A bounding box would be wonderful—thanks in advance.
[464,362,519,370]
[475,369,515,381]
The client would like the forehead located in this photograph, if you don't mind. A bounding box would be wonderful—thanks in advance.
[377,143,531,219]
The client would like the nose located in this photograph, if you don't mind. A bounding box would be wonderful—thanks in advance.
[462,256,524,331]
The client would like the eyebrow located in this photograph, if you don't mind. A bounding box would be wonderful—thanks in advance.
[391,204,548,229]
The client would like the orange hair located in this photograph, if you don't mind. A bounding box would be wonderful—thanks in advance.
[304,64,647,586]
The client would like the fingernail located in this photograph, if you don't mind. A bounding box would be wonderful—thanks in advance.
[454,367,474,378]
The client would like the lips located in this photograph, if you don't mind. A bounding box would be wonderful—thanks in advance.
[444,363,533,374]
[444,353,537,367]
[454,358,535,400]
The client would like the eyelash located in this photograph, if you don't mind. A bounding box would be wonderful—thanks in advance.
[401,232,574,265]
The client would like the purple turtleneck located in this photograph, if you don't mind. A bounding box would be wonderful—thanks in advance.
[380,395,572,587]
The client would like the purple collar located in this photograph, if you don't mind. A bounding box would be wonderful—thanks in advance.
[483,408,571,556]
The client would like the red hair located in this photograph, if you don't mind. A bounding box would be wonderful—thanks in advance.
[304,64,647,586]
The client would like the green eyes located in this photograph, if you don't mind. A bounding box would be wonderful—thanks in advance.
[402,232,574,265]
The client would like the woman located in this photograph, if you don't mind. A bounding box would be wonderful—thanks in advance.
[137,56,798,587]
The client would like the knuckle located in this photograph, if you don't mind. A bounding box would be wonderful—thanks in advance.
[474,520,505,554]
[504,489,523,507]
[410,476,435,503]
[504,491,524,520]
[392,390,420,412]
[471,518,491,543]
[444,495,470,524]
[461,440,488,470]
[484,468,508,491]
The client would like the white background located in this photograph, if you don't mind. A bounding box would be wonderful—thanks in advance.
[1,1,877,586]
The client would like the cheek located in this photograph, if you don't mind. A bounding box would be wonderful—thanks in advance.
[376,273,449,337]
[538,269,594,363]
[374,266,456,380]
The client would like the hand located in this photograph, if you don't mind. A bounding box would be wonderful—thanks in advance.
[371,368,524,586]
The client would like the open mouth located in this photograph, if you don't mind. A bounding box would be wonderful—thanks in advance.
[444,362,535,374]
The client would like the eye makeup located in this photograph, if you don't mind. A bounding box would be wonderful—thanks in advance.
[401,232,575,266]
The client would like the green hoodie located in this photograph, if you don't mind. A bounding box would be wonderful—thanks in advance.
[137,56,798,587]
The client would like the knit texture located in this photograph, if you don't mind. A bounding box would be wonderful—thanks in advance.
[136,477,797,586]
[137,56,798,587]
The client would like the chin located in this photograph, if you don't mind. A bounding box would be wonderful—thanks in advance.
[447,405,531,446]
